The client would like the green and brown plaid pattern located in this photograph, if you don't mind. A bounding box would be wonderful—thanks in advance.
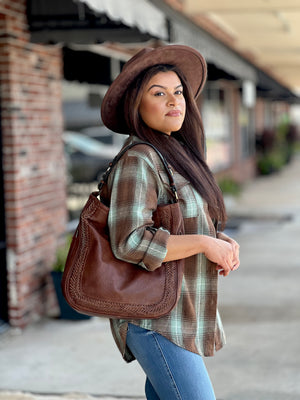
[105,138,225,362]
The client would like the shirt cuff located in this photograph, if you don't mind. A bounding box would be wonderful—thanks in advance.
[139,227,170,271]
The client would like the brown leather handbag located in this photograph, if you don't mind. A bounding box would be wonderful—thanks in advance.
[61,142,185,320]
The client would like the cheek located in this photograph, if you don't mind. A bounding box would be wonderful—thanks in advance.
[181,99,186,117]
[139,101,162,124]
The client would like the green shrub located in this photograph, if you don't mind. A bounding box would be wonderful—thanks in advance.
[52,235,72,272]
[218,178,241,196]
[257,149,286,175]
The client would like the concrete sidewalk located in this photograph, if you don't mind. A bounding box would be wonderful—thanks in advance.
[0,392,132,400]
[1,155,300,400]
[0,393,134,400]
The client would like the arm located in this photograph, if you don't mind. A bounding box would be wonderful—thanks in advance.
[164,233,240,276]
[108,144,240,275]
[108,148,170,271]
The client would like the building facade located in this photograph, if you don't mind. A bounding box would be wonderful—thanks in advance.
[0,0,66,328]
[0,0,297,329]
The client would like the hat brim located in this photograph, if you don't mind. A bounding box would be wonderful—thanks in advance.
[101,45,207,134]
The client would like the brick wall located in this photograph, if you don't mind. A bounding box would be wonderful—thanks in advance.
[0,0,67,327]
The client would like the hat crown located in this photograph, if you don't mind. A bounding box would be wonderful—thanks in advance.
[123,48,154,72]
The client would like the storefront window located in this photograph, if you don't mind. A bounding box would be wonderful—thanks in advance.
[62,80,127,223]
[202,84,234,172]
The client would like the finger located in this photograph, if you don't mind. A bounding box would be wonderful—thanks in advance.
[229,239,239,251]
[232,239,240,248]
[216,262,231,272]
[232,262,240,271]
[217,262,231,276]
[233,255,240,266]
[220,268,230,277]
[216,265,226,275]
[231,258,239,267]
[231,243,240,256]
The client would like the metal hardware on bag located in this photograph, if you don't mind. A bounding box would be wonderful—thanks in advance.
[98,181,104,191]
[171,184,179,202]
[166,164,179,202]
[98,163,113,191]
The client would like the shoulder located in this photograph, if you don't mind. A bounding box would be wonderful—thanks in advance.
[106,141,162,190]
[119,141,165,174]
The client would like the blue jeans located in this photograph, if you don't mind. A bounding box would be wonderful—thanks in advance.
[126,323,216,400]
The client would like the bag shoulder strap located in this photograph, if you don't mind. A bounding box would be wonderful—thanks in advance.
[98,141,179,203]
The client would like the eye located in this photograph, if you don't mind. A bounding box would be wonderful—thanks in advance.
[175,90,183,95]
[154,91,165,97]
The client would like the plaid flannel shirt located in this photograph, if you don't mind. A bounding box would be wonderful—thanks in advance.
[103,137,225,362]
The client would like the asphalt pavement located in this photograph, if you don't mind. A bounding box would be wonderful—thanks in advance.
[1,154,300,400]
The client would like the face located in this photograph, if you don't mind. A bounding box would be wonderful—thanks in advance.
[138,71,186,135]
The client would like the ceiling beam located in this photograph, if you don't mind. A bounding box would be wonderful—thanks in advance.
[184,0,300,13]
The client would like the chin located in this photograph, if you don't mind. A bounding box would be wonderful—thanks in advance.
[170,124,184,132]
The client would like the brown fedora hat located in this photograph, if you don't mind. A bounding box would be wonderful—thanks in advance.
[101,45,207,134]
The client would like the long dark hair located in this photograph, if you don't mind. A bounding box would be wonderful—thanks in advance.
[122,64,227,229]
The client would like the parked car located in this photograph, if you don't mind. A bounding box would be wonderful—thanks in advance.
[63,131,124,183]
[81,125,128,146]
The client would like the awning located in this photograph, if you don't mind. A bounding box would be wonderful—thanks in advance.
[171,19,257,84]
[75,0,168,40]
[149,0,257,84]
[28,0,168,44]
[256,70,300,104]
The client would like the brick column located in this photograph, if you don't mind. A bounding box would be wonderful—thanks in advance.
[0,0,67,327]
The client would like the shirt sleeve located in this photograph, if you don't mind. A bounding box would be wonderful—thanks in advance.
[107,147,170,271]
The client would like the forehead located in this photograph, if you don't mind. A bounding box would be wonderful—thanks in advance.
[145,71,182,88]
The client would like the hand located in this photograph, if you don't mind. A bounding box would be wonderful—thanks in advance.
[217,232,240,273]
[202,236,237,276]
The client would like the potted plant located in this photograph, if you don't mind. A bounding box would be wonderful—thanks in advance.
[51,235,91,320]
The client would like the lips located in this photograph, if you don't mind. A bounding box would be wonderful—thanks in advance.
[166,110,182,117]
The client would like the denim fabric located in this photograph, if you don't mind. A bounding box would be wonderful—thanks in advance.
[126,323,216,400]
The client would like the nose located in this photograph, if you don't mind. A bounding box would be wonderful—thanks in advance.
[167,93,178,107]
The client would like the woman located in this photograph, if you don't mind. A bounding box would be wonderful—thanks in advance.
[101,45,240,400]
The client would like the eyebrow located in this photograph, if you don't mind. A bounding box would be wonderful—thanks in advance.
[147,84,183,91]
